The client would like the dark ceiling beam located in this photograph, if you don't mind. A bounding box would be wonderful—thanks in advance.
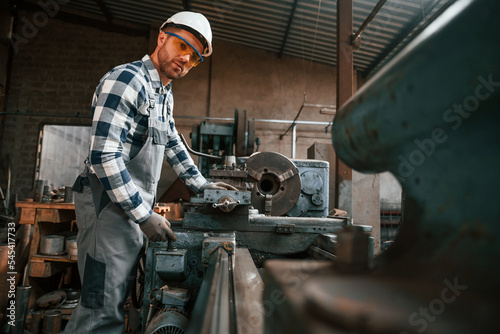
[351,0,387,44]
[278,0,299,58]
[14,0,149,36]
[94,0,113,22]
[182,0,192,11]
[363,0,455,77]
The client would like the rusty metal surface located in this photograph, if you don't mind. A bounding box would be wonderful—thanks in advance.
[245,152,301,216]
[233,248,264,334]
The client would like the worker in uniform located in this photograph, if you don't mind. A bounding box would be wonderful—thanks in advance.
[64,11,236,333]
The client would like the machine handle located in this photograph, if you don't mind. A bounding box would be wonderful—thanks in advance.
[212,199,240,209]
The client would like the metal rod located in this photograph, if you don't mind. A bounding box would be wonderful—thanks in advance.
[279,103,336,139]
[179,133,223,161]
[187,247,234,334]
[0,111,331,126]
[351,0,388,44]
[302,103,336,109]
[292,124,296,159]
[244,118,330,125]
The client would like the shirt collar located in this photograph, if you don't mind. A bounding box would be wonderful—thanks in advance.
[142,55,172,92]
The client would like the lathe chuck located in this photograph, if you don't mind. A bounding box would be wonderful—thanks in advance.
[245,152,301,216]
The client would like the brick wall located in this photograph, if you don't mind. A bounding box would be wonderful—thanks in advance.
[1,12,149,199]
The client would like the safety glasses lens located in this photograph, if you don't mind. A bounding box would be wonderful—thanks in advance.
[173,39,201,67]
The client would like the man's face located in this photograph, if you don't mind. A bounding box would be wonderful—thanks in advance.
[156,30,204,80]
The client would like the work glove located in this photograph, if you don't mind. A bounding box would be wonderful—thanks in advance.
[139,212,177,242]
[204,182,238,191]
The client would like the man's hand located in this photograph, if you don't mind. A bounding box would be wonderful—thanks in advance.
[139,212,177,242]
[204,182,238,191]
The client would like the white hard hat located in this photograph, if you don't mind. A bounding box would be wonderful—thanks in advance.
[160,11,213,57]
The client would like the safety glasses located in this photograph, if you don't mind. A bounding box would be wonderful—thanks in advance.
[163,31,203,67]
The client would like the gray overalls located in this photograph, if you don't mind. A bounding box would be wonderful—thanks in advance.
[65,77,170,333]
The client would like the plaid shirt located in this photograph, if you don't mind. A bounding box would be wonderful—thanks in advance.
[87,55,208,223]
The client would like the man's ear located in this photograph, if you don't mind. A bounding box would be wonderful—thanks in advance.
[157,31,167,47]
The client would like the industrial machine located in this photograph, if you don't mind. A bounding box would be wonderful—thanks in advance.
[141,1,500,333]
[190,109,258,176]
[137,113,372,334]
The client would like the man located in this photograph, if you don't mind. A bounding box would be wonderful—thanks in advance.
[65,11,235,333]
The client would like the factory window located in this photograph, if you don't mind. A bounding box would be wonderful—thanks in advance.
[36,125,91,191]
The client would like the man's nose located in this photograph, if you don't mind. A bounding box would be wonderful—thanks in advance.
[179,53,191,64]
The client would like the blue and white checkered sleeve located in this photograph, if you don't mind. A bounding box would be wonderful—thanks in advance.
[164,117,209,194]
[89,68,152,223]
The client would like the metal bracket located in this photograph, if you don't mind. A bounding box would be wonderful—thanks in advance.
[201,235,236,267]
